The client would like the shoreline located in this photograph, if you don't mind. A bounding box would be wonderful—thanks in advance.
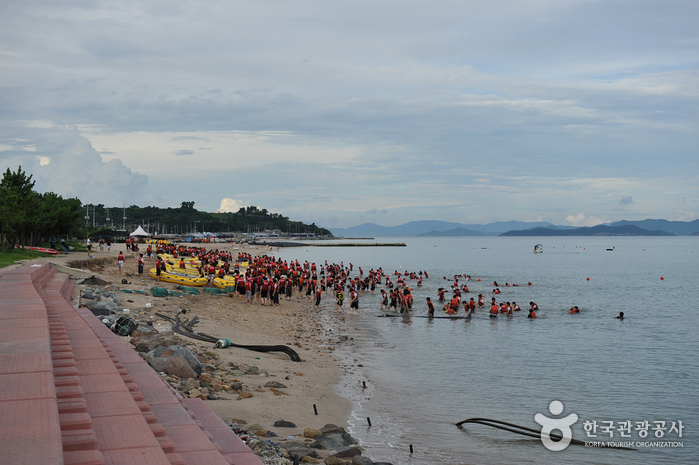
[29,242,355,448]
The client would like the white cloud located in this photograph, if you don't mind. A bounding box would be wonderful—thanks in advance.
[0,122,153,205]
[565,213,607,227]
[674,210,698,221]
[219,198,246,213]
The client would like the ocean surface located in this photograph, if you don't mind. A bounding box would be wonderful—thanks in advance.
[275,237,699,464]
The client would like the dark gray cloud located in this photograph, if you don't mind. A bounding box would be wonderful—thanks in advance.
[0,0,697,226]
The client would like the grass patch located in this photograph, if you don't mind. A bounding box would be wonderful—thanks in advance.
[0,248,43,269]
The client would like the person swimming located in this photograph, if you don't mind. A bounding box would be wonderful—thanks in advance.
[569,306,580,314]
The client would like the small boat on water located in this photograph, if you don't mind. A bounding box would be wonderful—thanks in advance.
[533,244,543,253]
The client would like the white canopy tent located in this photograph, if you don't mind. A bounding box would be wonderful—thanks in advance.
[129,225,151,237]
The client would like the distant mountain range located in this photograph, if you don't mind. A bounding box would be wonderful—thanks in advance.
[331,219,699,237]
[500,224,673,237]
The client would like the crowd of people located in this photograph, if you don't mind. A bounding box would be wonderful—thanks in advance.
[111,243,608,320]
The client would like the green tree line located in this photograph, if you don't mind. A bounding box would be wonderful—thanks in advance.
[89,203,332,236]
[0,167,83,248]
[0,166,332,246]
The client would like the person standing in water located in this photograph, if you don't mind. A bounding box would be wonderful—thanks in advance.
[426,297,435,317]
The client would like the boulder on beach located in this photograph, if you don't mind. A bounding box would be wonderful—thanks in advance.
[330,446,362,458]
[274,420,297,428]
[132,331,181,353]
[310,431,358,450]
[279,441,319,461]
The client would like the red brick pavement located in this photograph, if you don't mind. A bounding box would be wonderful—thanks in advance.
[0,262,263,465]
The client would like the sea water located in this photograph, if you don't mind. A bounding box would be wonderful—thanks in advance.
[276,237,699,464]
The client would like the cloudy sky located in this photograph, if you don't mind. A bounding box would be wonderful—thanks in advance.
[1,0,697,228]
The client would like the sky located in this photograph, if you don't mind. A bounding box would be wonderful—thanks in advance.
[1,0,697,229]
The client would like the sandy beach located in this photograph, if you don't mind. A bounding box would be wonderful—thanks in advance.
[26,240,355,443]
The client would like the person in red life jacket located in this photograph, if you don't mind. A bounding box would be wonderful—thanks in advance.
[349,288,359,314]
[380,289,388,310]
[260,279,269,305]
[569,306,580,314]
[462,284,469,293]
[468,298,476,312]
[207,264,216,286]
[179,258,186,269]
[218,267,226,279]
[530,301,539,312]
[438,289,446,303]
[314,286,322,311]
[137,253,144,278]
[478,294,485,308]
[513,301,521,312]
[493,288,500,294]
[155,258,162,281]
[447,295,460,314]
[245,279,252,304]
[490,303,499,318]
[528,308,537,318]
[505,302,513,316]
[463,299,473,317]
[117,251,125,275]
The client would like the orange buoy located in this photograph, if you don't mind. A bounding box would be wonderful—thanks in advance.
[477,278,481,282]
[586,277,590,281]
[660,276,664,280]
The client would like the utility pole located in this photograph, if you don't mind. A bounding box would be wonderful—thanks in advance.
[122,205,127,231]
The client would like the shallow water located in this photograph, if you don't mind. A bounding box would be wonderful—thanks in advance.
[277,237,699,464]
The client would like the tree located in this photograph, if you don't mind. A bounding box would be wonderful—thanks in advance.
[0,167,83,247]
[0,166,37,247]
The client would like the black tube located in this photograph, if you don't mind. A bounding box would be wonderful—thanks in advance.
[156,312,302,362]
[455,417,635,451]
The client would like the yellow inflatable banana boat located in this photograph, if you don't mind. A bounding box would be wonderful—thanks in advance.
[149,269,208,286]
[213,275,237,289]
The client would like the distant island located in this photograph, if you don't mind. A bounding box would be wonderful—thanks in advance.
[335,219,699,237]
[500,225,673,237]
[417,227,486,237]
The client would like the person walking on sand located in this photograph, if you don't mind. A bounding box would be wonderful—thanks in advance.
[155,257,162,281]
[86,237,92,257]
[117,251,125,275]
[137,253,144,278]
[314,285,322,311]
[335,289,344,313]
[349,287,359,315]
[99,238,105,252]
[106,237,111,252]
